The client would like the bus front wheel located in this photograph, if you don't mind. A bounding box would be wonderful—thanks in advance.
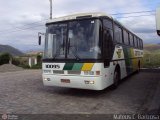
[112,69,120,89]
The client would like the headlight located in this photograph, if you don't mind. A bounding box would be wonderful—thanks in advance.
[84,80,95,84]
[44,78,51,81]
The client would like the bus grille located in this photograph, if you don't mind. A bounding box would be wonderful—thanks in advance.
[67,71,81,75]
[53,70,64,74]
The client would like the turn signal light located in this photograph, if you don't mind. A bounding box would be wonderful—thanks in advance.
[44,78,51,81]
[96,71,100,75]
[84,80,95,84]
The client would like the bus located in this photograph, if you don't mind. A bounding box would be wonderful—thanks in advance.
[39,12,143,90]
[156,7,160,36]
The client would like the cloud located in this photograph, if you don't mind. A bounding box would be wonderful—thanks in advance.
[0,0,159,51]
[119,14,159,43]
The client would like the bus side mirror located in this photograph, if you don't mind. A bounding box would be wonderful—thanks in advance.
[39,36,41,45]
[38,32,45,45]
[156,7,160,36]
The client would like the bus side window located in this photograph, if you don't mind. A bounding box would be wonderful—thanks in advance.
[139,39,142,49]
[123,30,129,45]
[136,37,139,48]
[103,29,113,66]
[103,19,113,62]
[140,39,143,49]
[139,39,141,49]
[134,36,136,48]
[129,33,134,46]
[137,38,140,49]
[103,19,113,29]
[114,24,123,43]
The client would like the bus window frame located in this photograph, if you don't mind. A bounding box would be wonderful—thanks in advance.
[45,17,104,62]
[114,23,123,44]
[123,29,130,45]
[101,17,115,66]
[129,33,134,47]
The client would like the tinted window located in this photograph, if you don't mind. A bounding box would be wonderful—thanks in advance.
[103,19,113,29]
[123,30,129,45]
[138,38,141,48]
[114,24,123,43]
[103,29,114,60]
[139,40,142,49]
[139,39,143,49]
[136,38,139,48]
[134,36,137,47]
[141,40,143,49]
[129,33,134,46]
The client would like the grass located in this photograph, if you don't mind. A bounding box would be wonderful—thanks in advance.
[143,44,160,68]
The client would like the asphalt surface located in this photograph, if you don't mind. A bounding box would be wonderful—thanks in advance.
[0,70,160,115]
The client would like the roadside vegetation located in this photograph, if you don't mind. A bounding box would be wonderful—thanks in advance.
[0,52,42,69]
[1,44,160,69]
[143,44,160,68]
[0,53,11,65]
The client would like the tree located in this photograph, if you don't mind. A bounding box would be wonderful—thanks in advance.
[0,53,12,65]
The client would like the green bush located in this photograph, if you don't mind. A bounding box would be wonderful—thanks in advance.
[0,53,12,65]
[143,53,160,68]
[31,63,42,69]
[37,54,42,63]
[12,57,21,66]
[18,64,30,69]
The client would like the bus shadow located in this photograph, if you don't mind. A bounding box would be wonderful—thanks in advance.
[43,85,114,98]
[42,72,138,98]
[119,71,138,85]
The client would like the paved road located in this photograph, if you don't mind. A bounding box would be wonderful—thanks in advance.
[0,70,159,114]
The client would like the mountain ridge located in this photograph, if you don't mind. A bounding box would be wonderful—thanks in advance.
[0,44,24,56]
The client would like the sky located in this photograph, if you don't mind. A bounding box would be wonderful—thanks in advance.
[0,0,160,52]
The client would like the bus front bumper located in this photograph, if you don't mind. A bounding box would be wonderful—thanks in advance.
[42,74,104,90]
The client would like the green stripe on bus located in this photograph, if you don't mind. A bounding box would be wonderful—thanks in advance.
[63,63,74,70]
[72,63,83,70]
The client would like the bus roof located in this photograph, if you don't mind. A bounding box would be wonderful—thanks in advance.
[46,12,113,23]
[46,12,142,40]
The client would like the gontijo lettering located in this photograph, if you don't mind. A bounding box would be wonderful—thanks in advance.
[46,64,60,69]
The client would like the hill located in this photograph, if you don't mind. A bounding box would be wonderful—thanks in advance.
[144,44,160,53]
[0,44,24,56]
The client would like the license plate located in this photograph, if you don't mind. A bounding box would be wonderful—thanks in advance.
[61,79,70,83]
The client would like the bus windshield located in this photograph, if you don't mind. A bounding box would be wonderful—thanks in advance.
[44,19,101,60]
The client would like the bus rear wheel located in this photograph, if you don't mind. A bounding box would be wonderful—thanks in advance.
[112,69,120,89]
[137,61,141,73]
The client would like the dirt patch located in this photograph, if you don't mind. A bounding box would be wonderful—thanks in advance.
[0,64,23,72]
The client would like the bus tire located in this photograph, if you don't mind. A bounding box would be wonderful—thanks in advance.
[112,67,120,89]
[137,61,141,73]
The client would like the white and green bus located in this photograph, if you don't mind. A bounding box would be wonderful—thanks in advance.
[39,12,143,90]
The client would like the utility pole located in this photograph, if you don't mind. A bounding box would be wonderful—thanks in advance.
[49,0,53,19]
